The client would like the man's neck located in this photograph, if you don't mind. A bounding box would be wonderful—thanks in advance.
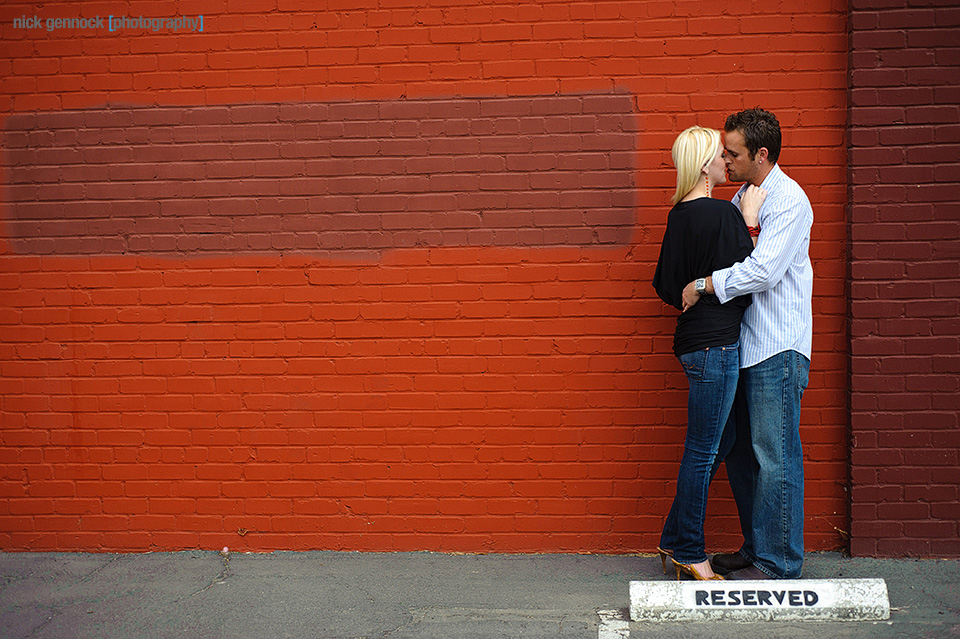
[750,162,776,186]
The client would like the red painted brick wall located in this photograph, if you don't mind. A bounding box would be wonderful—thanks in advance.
[1,1,849,553]
[848,0,960,557]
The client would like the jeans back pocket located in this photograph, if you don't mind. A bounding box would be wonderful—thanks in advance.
[678,348,707,381]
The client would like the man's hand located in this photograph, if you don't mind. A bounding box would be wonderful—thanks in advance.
[682,280,700,312]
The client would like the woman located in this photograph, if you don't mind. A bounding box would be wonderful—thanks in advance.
[652,126,764,581]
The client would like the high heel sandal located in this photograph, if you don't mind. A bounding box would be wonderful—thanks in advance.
[670,557,724,581]
[656,547,673,574]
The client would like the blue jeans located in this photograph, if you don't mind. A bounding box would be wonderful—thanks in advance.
[724,349,810,578]
[659,342,740,565]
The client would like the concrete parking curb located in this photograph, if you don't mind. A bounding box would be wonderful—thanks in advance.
[629,578,890,622]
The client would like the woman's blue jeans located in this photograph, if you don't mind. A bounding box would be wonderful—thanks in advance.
[659,342,740,564]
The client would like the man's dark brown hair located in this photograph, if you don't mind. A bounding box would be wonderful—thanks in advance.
[725,108,782,164]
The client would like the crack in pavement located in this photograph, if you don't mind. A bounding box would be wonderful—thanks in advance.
[188,551,231,598]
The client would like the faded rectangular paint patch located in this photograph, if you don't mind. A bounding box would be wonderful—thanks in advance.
[2,93,637,256]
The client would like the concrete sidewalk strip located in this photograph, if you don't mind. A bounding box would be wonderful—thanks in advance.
[630,578,890,622]
[6,552,960,638]
[597,608,631,638]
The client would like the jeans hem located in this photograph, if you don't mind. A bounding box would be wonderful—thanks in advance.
[752,563,779,579]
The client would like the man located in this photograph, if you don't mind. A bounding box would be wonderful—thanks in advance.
[681,108,813,580]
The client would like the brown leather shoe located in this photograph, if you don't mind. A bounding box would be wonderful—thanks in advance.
[710,552,752,575]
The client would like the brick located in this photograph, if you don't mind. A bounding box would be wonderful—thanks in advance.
[851,29,907,49]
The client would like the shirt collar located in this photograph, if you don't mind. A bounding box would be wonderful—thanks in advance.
[733,163,781,201]
[758,163,783,189]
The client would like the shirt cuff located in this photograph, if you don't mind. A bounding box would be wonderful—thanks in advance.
[711,268,731,304]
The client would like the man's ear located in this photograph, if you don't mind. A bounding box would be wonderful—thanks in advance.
[757,147,769,164]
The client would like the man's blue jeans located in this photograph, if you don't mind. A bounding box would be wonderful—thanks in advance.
[659,342,739,565]
[724,349,810,578]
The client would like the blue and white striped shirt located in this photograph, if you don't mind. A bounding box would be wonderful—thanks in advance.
[711,163,813,369]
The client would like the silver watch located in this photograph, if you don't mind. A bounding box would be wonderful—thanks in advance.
[694,278,706,294]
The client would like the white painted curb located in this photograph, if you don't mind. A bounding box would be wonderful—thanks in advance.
[597,609,630,638]
[630,578,890,622]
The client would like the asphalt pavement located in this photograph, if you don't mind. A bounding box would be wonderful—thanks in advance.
[1,550,958,638]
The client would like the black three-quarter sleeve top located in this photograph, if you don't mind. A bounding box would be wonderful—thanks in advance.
[652,197,754,357]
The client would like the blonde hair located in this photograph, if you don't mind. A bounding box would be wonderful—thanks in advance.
[670,126,721,205]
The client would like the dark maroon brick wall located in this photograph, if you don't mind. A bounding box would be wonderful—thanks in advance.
[848,0,960,557]
[2,93,637,256]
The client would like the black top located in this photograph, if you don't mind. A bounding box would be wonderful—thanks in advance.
[652,197,754,356]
